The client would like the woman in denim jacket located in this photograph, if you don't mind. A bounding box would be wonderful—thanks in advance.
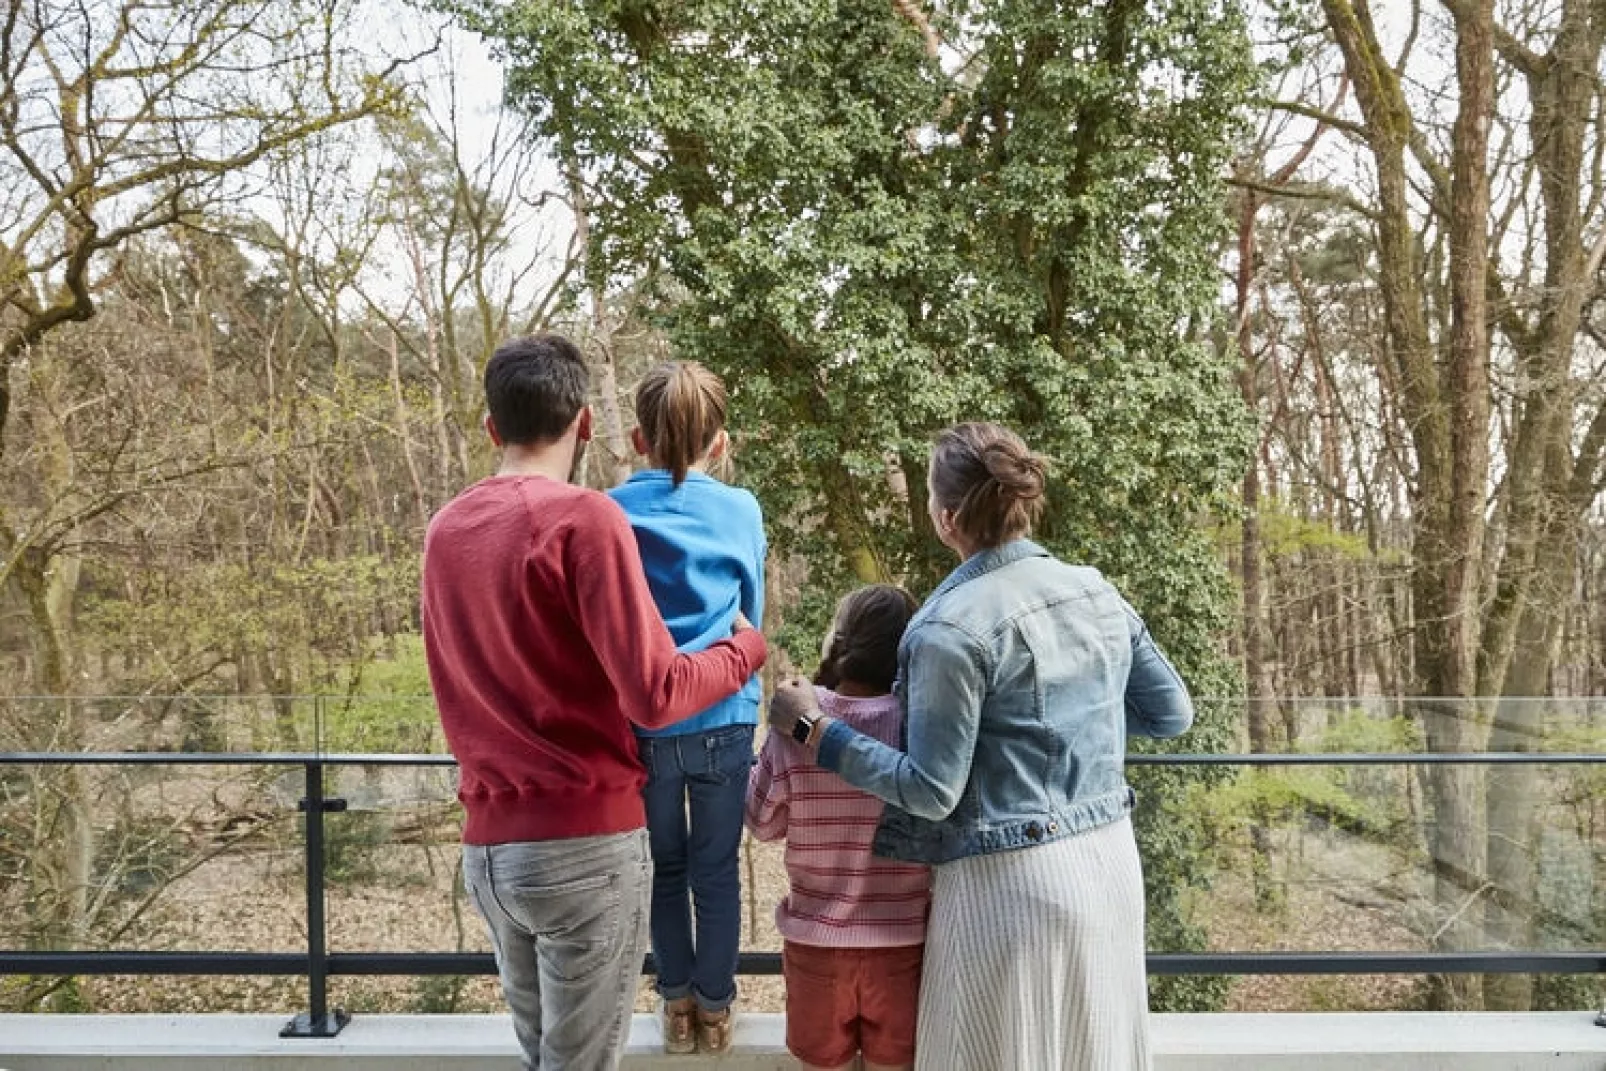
[770,422,1193,1071]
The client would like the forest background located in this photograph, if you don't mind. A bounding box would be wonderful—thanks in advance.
[3,0,1606,1019]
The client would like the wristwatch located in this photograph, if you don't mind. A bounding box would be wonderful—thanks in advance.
[791,712,819,746]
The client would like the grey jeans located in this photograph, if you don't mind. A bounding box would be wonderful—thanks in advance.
[463,830,653,1070]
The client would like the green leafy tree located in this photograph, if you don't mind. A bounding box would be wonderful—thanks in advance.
[460,0,1255,1007]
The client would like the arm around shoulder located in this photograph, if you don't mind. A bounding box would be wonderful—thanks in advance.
[818,621,984,820]
[569,494,767,730]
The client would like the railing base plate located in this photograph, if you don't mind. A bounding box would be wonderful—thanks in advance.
[280,1009,350,1038]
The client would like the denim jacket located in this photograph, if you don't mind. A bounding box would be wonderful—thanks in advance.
[816,539,1193,865]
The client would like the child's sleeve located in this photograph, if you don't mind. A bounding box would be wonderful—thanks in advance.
[745,730,790,841]
[739,493,765,629]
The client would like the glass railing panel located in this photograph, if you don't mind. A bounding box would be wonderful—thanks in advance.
[738,832,789,1014]
[311,696,443,756]
[0,694,330,755]
[318,759,498,1013]
[0,756,304,1012]
[1226,697,1605,755]
[1179,757,1602,951]
[4,694,1604,1016]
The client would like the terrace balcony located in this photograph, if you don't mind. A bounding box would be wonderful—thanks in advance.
[3,696,1606,1069]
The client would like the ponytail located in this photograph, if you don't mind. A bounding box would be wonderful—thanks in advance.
[633,361,729,485]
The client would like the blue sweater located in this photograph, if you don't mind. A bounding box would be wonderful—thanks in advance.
[608,469,766,737]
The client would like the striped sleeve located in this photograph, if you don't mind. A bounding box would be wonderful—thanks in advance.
[745,730,790,841]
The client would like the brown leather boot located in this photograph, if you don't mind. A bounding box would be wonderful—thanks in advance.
[660,997,696,1054]
[696,1005,735,1054]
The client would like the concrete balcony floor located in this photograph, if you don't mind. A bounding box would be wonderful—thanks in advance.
[3,1011,1606,1070]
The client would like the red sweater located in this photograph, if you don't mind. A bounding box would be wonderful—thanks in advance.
[422,474,768,844]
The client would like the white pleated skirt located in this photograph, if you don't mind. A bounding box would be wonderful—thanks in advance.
[915,816,1152,1071]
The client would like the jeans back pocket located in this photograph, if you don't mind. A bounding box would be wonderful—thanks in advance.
[702,724,756,784]
[497,868,621,983]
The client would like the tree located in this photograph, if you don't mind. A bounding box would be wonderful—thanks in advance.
[460,0,1256,1008]
[1246,0,1606,1009]
[352,61,574,499]
[0,0,413,1004]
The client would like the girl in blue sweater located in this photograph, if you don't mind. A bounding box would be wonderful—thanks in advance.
[608,360,765,1055]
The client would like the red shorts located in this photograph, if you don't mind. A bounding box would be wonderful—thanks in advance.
[782,940,924,1067]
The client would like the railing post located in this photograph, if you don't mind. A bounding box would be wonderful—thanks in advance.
[281,750,350,1038]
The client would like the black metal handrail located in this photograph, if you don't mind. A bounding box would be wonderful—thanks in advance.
[2,748,1602,1037]
[10,749,1605,766]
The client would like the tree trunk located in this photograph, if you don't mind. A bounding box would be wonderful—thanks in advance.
[388,330,431,528]
[16,544,91,1010]
[1234,182,1280,907]
[1483,591,1560,1008]
[1423,0,1496,1009]
[1321,0,1493,1009]
[1479,0,1606,1008]
[560,151,633,487]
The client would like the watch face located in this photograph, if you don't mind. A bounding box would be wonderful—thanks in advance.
[791,717,812,744]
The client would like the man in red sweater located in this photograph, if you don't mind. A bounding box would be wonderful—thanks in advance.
[422,333,767,1070]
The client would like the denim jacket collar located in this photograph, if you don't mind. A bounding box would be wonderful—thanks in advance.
[926,538,1052,607]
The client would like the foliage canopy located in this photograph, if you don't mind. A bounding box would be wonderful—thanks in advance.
[460,0,1257,1007]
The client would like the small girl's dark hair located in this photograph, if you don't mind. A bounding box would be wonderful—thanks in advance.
[634,360,728,486]
[929,422,1048,548]
[815,584,920,694]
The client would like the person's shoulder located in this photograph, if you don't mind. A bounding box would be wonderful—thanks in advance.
[1022,557,1124,618]
[529,486,631,574]
[425,479,506,540]
[468,476,614,521]
[904,611,986,657]
[705,480,764,528]
[817,687,901,744]
[559,483,630,528]
[682,472,751,503]
[1056,561,1109,590]
[723,481,762,513]
[817,686,898,716]
[606,470,656,507]
[481,479,629,543]
[670,474,763,533]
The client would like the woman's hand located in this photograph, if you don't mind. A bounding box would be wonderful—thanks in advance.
[767,677,820,738]
[732,610,754,633]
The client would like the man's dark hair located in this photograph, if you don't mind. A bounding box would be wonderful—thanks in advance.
[483,334,589,445]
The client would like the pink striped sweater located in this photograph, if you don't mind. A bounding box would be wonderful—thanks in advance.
[745,687,930,948]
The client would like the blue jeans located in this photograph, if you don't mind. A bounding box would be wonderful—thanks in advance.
[638,723,754,1012]
[463,830,652,1070]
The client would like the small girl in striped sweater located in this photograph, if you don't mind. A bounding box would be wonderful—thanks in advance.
[746,585,930,1071]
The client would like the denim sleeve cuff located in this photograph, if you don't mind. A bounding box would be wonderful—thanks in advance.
[816,717,854,770]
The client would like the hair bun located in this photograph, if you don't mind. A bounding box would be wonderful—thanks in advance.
[930,422,1048,547]
[981,441,1046,502]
